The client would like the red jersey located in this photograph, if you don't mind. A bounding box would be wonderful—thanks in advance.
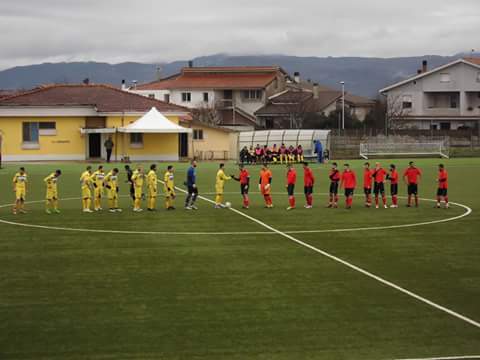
[304,167,315,186]
[260,169,272,187]
[279,146,287,154]
[438,169,448,189]
[286,168,297,185]
[297,147,303,155]
[342,170,356,189]
[239,169,250,185]
[363,169,373,188]
[373,168,387,183]
[329,169,341,183]
[403,167,421,184]
[389,170,399,185]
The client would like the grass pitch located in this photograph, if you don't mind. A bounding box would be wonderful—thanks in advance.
[0,158,479,359]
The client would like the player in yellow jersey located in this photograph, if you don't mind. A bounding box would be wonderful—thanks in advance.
[104,168,122,213]
[215,163,231,208]
[164,165,176,210]
[146,164,158,211]
[44,170,62,214]
[12,167,28,214]
[91,165,106,211]
[80,166,93,213]
[131,166,145,212]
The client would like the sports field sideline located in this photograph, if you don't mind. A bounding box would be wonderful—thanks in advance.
[0,158,479,359]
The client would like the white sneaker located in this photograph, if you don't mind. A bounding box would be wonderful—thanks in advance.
[389,204,396,208]
[133,208,143,212]
[286,206,295,211]
[185,206,192,210]
[109,209,116,213]
[116,208,123,212]
[384,205,388,209]
[191,205,198,210]
[83,209,93,213]
[375,205,379,209]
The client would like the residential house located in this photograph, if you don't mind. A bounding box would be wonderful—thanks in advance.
[189,121,238,160]
[0,84,192,161]
[380,58,480,130]
[129,65,290,129]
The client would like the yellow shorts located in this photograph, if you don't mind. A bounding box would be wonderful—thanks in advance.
[134,187,143,200]
[148,187,157,198]
[215,186,224,195]
[46,190,58,200]
[82,186,91,199]
[164,190,176,198]
[94,187,103,199]
[108,190,118,200]
[16,188,26,201]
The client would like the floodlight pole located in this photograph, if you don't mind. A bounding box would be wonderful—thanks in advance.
[342,82,345,130]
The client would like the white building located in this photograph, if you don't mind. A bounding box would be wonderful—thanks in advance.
[380,58,480,130]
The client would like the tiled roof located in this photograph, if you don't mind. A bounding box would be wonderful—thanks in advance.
[464,57,480,66]
[0,84,189,113]
[135,66,283,90]
[256,90,342,116]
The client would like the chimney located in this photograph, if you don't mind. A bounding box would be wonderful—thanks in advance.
[422,60,428,73]
[132,80,137,90]
[121,79,127,91]
[294,72,300,84]
[417,69,422,75]
[188,60,194,68]
[155,66,162,81]
[313,83,319,99]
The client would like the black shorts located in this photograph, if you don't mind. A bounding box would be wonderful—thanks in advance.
[287,184,295,196]
[437,188,448,197]
[240,184,249,195]
[391,184,398,196]
[364,187,372,195]
[188,186,199,195]
[345,188,354,197]
[329,182,339,194]
[304,186,313,195]
[408,183,418,195]
[374,182,385,195]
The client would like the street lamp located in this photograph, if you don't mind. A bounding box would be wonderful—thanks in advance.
[340,81,345,130]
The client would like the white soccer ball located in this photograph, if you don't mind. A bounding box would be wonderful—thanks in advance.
[225,202,232,208]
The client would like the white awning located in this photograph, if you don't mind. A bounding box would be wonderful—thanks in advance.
[80,128,117,134]
[118,107,192,134]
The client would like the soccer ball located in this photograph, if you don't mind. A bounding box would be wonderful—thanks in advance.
[225,202,232,208]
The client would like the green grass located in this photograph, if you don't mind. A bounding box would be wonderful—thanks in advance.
[0,159,479,359]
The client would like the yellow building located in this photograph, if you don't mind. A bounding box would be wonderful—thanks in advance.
[189,121,239,160]
[0,84,192,161]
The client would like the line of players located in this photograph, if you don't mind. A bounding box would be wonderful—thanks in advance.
[10,160,449,215]
[239,144,308,164]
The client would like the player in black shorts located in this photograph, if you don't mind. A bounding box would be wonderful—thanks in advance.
[327,162,341,208]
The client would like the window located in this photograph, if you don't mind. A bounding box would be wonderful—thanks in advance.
[130,133,143,148]
[164,94,170,103]
[39,121,56,135]
[181,92,191,102]
[243,89,262,100]
[440,73,451,83]
[148,94,155,99]
[402,95,412,109]
[450,95,457,108]
[193,129,204,140]
[203,92,209,102]
[22,122,39,143]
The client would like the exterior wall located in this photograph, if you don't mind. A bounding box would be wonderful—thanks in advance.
[0,116,86,161]
[189,124,238,160]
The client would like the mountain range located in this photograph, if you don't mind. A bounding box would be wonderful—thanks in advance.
[0,53,477,98]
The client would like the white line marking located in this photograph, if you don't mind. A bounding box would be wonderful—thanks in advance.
[169,183,480,331]
[0,194,472,236]
[393,356,480,360]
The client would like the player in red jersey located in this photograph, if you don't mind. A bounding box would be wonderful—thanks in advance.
[340,163,356,209]
[387,164,399,208]
[436,164,449,209]
[327,162,341,208]
[363,162,373,207]
[286,164,297,210]
[232,164,250,209]
[403,161,422,207]
[259,163,273,208]
[372,162,388,209]
[303,162,315,209]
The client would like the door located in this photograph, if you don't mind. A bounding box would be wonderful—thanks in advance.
[88,133,102,158]
[178,133,189,158]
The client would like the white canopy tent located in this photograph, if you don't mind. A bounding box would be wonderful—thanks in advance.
[118,107,192,134]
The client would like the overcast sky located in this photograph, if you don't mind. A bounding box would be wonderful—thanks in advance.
[0,0,478,70]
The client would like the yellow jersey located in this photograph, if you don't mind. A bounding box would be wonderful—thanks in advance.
[80,171,92,188]
[13,172,27,189]
[44,173,58,191]
[131,170,144,188]
[147,170,157,188]
[164,171,174,193]
[216,169,231,189]
[91,170,106,188]
[104,171,118,189]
